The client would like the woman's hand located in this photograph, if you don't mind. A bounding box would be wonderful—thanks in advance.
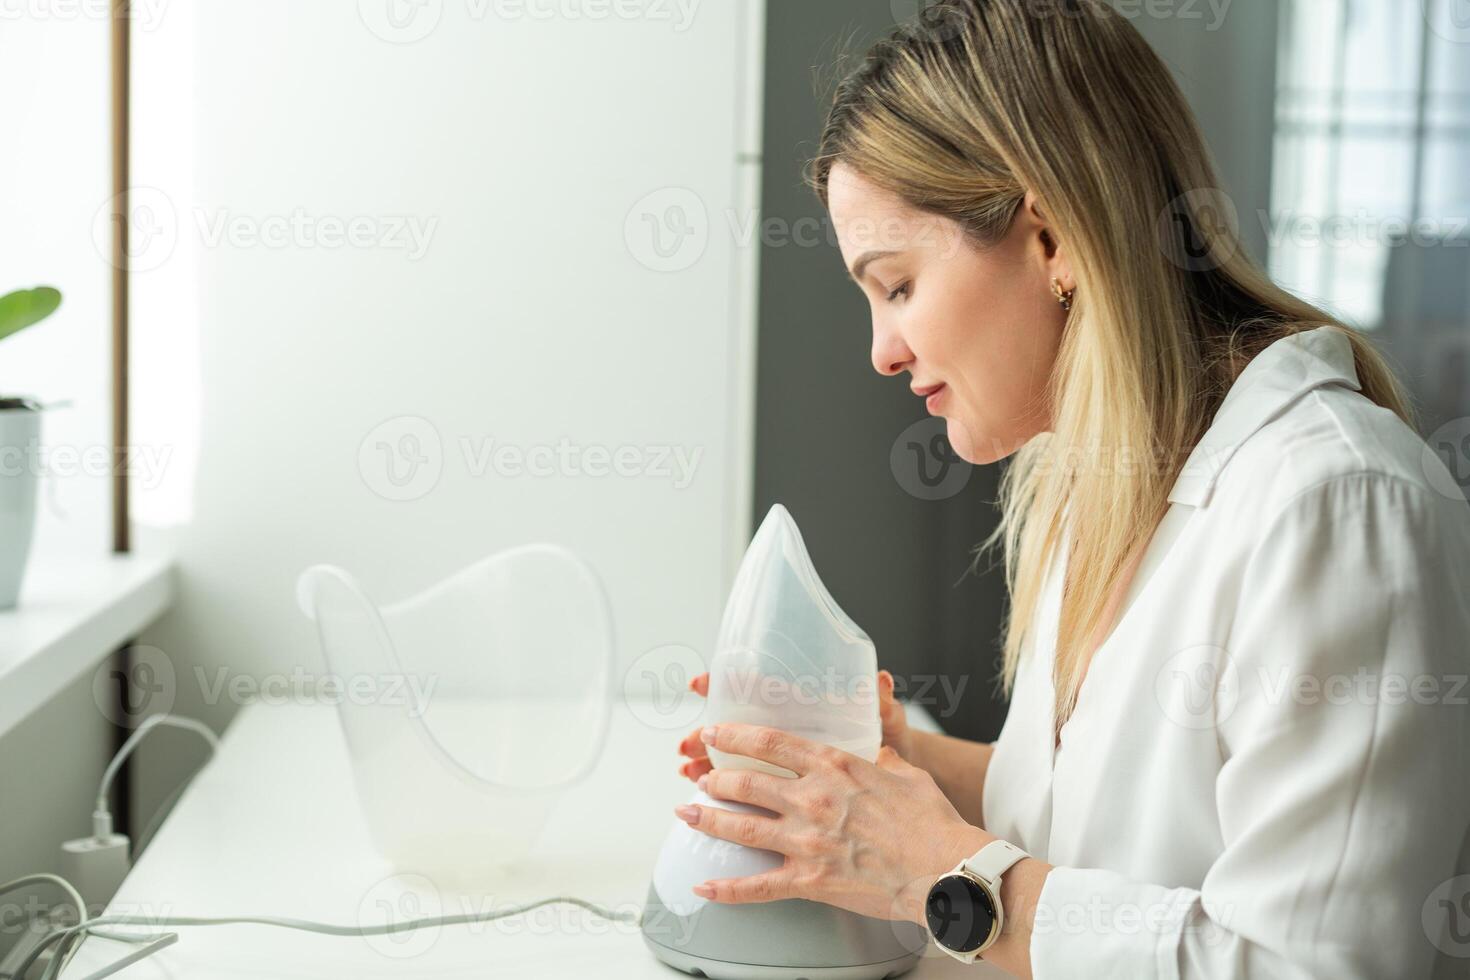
[673,722,991,925]
[676,669,917,782]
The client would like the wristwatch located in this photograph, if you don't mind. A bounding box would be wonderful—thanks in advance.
[923,839,1030,962]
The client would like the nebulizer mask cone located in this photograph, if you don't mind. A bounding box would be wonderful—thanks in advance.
[705,504,882,775]
[642,505,922,980]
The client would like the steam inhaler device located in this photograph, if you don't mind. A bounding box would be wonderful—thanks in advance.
[641,504,926,979]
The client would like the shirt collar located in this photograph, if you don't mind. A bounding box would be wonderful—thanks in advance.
[1167,326,1362,507]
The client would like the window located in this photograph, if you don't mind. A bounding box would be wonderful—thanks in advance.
[1271,0,1470,488]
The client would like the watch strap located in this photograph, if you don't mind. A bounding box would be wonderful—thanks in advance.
[962,838,1030,888]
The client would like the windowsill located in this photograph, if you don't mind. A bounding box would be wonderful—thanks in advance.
[0,551,175,739]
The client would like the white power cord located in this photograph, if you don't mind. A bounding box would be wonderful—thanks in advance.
[18,714,642,980]
[13,890,642,980]
[62,715,222,917]
[93,715,221,841]
[0,874,169,980]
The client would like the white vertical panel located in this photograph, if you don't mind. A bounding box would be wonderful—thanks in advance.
[723,0,767,588]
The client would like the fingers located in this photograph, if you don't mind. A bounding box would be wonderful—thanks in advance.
[874,743,909,772]
[699,723,822,777]
[675,798,783,852]
[678,727,710,760]
[679,756,712,781]
[675,673,709,781]
[679,725,711,781]
[693,868,795,904]
[699,766,789,814]
[878,670,905,724]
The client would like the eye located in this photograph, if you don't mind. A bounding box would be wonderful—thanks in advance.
[886,281,911,303]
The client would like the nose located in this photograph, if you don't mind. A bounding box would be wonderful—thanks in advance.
[870,316,913,378]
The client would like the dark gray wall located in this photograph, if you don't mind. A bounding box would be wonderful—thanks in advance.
[751,0,1281,743]
[753,2,1011,743]
[0,659,125,958]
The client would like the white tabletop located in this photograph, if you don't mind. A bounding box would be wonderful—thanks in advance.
[62,697,1003,978]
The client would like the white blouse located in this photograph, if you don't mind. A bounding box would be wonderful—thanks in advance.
[981,326,1470,978]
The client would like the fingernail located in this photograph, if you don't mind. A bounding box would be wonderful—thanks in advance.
[674,804,700,823]
[700,725,717,744]
[692,883,714,898]
[696,774,708,791]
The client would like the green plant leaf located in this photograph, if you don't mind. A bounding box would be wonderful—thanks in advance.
[0,287,63,343]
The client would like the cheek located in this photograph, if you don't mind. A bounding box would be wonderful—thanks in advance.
[939,282,1061,458]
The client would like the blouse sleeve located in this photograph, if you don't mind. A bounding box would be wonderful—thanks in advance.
[1031,472,1470,979]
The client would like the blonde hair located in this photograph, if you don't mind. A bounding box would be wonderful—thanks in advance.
[807,0,1414,735]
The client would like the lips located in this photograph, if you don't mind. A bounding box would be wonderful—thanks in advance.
[913,382,947,414]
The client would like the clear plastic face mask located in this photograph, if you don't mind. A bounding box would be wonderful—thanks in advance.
[297,545,614,886]
[653,504,881,914]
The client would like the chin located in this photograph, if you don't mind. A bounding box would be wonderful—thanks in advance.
[946,417,1014,466]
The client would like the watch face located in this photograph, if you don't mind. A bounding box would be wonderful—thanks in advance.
[925,873,997,954]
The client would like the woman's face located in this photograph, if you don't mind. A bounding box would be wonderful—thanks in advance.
[826,162,1072,465]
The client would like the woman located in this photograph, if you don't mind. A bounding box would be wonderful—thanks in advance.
[672,1,1470,977]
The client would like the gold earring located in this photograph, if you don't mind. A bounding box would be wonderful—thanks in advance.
[1050,277,1076,312]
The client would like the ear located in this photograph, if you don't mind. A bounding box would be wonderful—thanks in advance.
[1023,189,1074,291]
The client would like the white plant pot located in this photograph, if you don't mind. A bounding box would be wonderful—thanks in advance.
[0,405,40,610]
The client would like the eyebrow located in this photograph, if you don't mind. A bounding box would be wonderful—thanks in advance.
[847,249,899,283]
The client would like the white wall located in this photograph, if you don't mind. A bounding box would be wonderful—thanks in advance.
[129,0,764,813]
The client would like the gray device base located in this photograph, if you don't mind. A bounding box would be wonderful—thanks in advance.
[640,882,926,980]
